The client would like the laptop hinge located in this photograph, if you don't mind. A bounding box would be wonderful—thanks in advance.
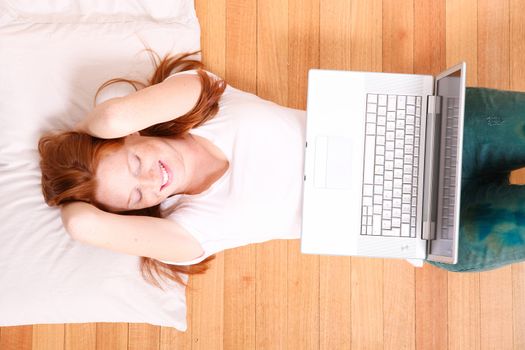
[421,95,442,241]
[427,95,441,117]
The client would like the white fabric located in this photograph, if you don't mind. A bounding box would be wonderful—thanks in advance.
[159,70,306,265]
[0,0,200,331]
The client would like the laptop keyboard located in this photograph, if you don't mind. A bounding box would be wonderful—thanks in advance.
[360,93,422,238]
[439,97,459,240]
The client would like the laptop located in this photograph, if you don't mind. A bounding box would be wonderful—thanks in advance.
[300,62,466,264]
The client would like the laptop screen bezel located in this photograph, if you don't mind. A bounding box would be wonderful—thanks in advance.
[426,62,466,264]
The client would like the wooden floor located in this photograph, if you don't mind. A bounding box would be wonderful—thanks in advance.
[3,0,525,349]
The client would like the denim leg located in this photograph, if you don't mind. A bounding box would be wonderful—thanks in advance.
[428,175,525,272]
[427,87,525,272]
[461,87,525,180]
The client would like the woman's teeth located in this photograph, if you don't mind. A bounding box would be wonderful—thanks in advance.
[160,162,169,187]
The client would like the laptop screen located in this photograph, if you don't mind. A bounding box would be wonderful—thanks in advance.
[428,66,464,262]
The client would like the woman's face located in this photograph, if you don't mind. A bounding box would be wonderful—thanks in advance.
[94,133,188,212]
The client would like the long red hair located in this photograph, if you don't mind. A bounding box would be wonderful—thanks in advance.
[38,49,226,291]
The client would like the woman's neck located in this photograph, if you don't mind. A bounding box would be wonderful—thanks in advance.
[182,134,229,195]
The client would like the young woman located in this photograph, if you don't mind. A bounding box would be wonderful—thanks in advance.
[39,51,305,290]
[39,49,525,291]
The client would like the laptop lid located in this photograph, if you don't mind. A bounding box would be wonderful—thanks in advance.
[425,62,466,264]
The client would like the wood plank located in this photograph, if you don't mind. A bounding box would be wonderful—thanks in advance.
[512,263,525,350]
[383,261,416,350]
[478,0,510,90]
[0,326,32,350]
[196,0,227,78]
[415,266,448,350]
[448,273,481,350]
[411,0,449,349]
[477,1,514,349]
[287,239,320,350]
[320,0,352,70]
[96,323,128,350]
[193,1,227,349]
[223,246,256,350]
[382,0,413,74]
[480,268,513,350]
[350,258,383,350]
[257,0,288,105]
[349,1,383,348]
[255,243,288,349]
[288,0,319,109]
[445,1,481,350]
[223,1,257,349]
[188,254,225,350]
[510,0,525,92]
[414,0,446,76]
[510,1,525,349]
[226,0,257,93]
[255,0,289,348]
[382,1,417,349]
[160,323,192,350]
[318,1,353,348]
[32,324,64,350]
[350,0,382,72]
[128,324,159,350]
[446,0,478,86]
[65,324,96,350]
[319,256,352,349]
[287,0,320,349]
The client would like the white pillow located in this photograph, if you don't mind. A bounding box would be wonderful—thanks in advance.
[0,0,200,331]
[1,0,196,23]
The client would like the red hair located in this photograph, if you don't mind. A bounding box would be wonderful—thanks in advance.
[38,49,226,291]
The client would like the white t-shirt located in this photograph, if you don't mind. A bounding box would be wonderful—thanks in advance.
[157,69,424,268]
[158,70,306,265]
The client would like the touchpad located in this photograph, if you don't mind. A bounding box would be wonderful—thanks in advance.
[314,136,353,189]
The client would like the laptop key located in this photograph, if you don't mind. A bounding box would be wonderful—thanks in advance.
[401,224,410,237]
[373,215,381,235]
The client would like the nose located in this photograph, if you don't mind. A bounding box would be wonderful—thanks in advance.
[139,163,160,193]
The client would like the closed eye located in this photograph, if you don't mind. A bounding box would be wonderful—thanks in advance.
[134,188,143,205]
[134,155,141,175]
[135,156,142,204]
[129,154,143,207]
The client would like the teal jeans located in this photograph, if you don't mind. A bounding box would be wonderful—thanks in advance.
[428,87,525,272]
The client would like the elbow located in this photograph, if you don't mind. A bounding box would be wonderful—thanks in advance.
[88,100,128,139]
[61,209,85,241]
[60,204,96,242]
[62,213,81,241]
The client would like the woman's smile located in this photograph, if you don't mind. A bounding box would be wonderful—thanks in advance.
[159,160,172,191]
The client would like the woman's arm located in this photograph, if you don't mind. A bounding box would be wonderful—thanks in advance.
[76,73,202,139]
[61,201,204,262]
